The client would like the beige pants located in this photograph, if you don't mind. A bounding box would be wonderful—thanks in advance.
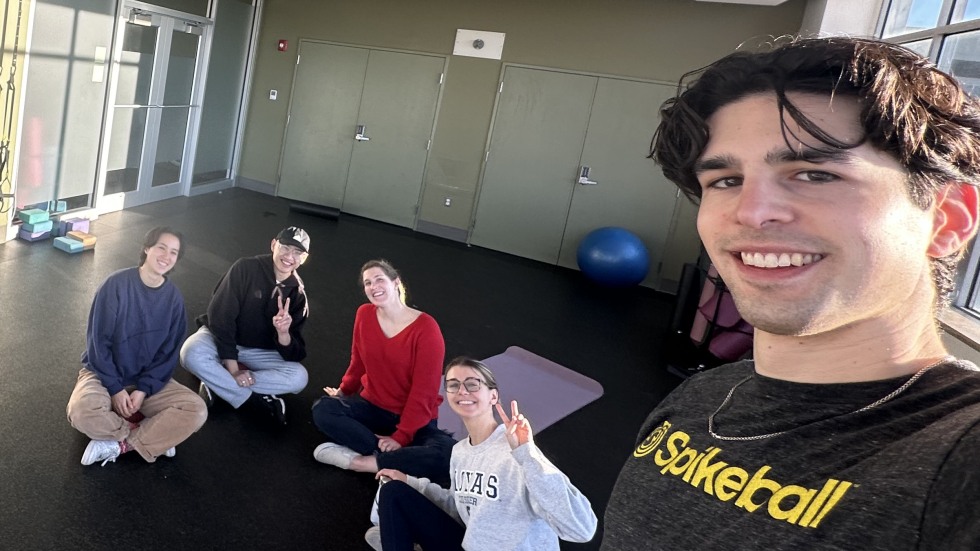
[66,368,208,462]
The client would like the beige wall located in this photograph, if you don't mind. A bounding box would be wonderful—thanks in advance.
[943,333,980,364]
[240,0,806,238]
[800,0,882,37]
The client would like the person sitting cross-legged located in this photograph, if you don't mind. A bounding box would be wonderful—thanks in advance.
[366,356,597,551]
[67,226,207,466]
[180,226,311,426]
[312,259,455,485]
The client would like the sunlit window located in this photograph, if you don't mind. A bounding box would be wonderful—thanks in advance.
[878,1,980,318]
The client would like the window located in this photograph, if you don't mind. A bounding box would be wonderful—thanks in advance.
[878,0,980,322]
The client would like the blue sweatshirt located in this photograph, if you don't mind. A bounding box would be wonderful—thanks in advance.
[81,267,187,396]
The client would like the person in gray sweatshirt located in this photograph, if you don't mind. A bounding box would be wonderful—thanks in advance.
[365,356,597,551]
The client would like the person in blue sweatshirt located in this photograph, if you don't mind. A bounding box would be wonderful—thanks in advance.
[67,226,207,466]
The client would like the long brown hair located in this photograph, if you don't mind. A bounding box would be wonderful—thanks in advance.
[360,259,407,304]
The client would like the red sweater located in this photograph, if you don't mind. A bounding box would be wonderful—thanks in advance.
[339,304,446,446]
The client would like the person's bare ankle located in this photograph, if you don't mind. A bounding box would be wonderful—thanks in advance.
[350,455,379,473]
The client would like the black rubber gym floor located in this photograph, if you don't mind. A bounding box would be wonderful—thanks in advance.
[0,188,683,550]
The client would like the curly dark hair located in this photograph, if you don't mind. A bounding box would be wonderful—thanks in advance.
[652,36,980,307]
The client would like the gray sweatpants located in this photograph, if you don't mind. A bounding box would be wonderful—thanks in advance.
[179,326,308,408]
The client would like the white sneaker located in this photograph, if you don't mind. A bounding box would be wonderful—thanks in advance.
[364,526,382,551]
[81,439,121,466]
[164,447,176,458]
[313,442,359,469]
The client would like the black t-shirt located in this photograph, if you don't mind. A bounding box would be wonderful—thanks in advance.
[601,360,980,551]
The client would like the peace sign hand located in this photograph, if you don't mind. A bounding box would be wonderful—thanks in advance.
[273,296,292,334]
[495,400,533,450]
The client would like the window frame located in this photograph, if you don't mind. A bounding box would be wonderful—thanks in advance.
[878,0,980,334]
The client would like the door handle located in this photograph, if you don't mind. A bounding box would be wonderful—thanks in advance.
[354,124,371,142]
[577,165,597,185]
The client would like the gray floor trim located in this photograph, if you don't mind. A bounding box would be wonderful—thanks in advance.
[416,219,468,243]
[236,176,276,195]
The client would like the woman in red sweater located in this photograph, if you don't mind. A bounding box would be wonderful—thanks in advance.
[312,259,455,484]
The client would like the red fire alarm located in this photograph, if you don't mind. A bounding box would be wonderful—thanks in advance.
[277,39,288,52]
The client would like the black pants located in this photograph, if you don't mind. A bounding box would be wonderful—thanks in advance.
[311,395,455,485]
[379,480,465,551]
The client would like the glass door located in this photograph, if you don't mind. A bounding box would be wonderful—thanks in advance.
[100,2,208,209]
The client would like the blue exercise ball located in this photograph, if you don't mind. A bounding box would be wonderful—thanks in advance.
[577,227,650,287]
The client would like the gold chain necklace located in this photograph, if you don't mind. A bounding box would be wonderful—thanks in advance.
[707,355,955,442]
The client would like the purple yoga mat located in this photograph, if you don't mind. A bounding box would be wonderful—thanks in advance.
[437,346,604,439]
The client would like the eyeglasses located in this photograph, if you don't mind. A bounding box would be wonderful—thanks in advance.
[445,378,486,394]
[276,243,306,259]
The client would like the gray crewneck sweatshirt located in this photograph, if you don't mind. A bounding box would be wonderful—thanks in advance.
[405,424,597,550]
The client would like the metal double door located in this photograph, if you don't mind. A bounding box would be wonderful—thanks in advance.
[471,66,680,288]
[278,41,444,228]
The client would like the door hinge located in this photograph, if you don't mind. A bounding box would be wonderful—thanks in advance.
[498,81,503,94]
[439,73,444,84]
[427,139,431,151]
[485,150,490,163]
[296,55,300,66]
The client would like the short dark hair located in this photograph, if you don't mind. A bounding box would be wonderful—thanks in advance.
[652,36,980,306]
[139,226,185,267]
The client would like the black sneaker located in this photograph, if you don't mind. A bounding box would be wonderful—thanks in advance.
[248,393,286,425]
[198,382,214,408]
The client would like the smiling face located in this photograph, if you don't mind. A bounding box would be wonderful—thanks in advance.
[445,365,498,420]
[362,267,401,306]
[695,92,939,337]
[270,239,306,280]
[142,233,181,278]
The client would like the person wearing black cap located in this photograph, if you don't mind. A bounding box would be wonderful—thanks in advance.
[180,226,311,425]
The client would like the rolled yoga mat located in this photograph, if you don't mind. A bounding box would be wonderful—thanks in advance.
[437,346,604,439]
[288,200,340,220]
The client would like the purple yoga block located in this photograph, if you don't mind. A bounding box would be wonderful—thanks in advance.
[67,218,90,233]
[18,228,51,242]
[54,218,89,237]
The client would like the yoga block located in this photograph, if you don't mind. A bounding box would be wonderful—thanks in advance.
[22,220,53,233]
[67,230,97,248]
[17,209,49,224]
[28,200,65,212]
[53,236,84,253]
[17,228,51,242]
[62,218,90,233]
[54,218,77,237]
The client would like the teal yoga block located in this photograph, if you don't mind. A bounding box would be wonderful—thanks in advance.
[53,236,84,253]
[18,209,49,225]
[23,220,53,233]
